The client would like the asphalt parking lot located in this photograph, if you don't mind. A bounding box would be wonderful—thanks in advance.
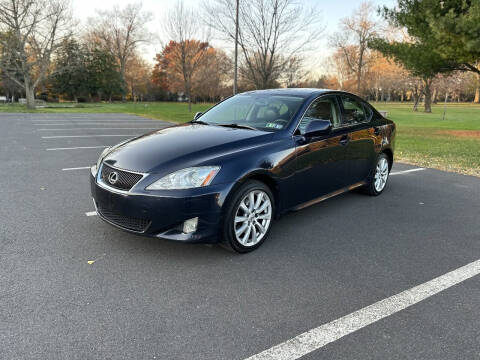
[1,113,479,360]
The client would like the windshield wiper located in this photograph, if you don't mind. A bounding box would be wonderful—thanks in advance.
[191,120,210,125]
[217,123,257,131]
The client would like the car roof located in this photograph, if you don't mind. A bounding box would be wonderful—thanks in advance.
[240,88,343,98]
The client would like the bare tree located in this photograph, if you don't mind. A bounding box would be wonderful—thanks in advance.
[283,57,305,88]
[204,0,324,89]
[163,1,210,112]
[88,2,153,100]
[0,0,72,108]
[330,1,381,95]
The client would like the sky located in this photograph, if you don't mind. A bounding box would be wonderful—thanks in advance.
[73,0,396,74]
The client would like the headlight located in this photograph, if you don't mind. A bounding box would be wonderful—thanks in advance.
[96,147,111,170]
[146,166,220,190]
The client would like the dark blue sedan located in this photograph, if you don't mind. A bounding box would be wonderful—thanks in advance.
[90,89,395,253]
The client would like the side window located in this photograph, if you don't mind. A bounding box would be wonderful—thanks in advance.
[340,96,367,126]
[363,103,373,121]
[298,96,340,134]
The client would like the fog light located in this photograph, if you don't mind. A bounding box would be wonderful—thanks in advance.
[183,217,198,234]
[91,164,98,177]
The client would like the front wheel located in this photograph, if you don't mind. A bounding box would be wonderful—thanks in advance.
[221,180,274,253]
[365,153,390,196]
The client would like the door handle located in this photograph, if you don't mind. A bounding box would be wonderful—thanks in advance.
[339,135,350,146]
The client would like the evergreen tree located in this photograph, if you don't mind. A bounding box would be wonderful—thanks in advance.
[370,1,460,112]
[52,39,88,101]
[85,48,124,101]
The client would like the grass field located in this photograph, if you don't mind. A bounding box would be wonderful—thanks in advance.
[372,102,480,177]
[2,100,479,176]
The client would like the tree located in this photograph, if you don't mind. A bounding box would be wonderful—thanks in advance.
[0,0,72,108]
[204,0,323,89]
[372,0,480,109]
[331,1,380,95]
[85,48,124,101]
[51,39,88,101]
[88,2,153,100]
[163,1,210,111]
[124,53,151,101]
[475,71,480,103]
[192,48,231,101]
[392,0,480,76]
[370,39,456,112]
[155,40,209,104]
[283,57,305,88]
[366,52,410,102]
[152,53,169,92]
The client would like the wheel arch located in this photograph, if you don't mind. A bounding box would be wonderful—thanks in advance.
[224,170,280,218]
[381,148,394,171]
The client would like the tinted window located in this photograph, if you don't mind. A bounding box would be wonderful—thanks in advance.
[199,94,305,131]
[363,103,373,121]
[298,96,340,134]
[340,96,367,126]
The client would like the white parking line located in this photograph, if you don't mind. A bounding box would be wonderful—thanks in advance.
[85,211,97,216]
[47,146,109,151]
[390,168,426,176]
[62,166,91,171]
[245,258,480,360]
[37,128,159,131]
[42,134,138,139]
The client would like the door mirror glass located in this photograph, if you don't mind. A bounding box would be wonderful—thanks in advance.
[304,119,332,137]
[194,112,203,120]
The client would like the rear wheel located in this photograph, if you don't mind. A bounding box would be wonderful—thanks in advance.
[221,180,274,253]
[365,153,390,196]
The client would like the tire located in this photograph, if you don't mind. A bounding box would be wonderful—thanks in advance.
[364,153,390,196]
[220,180,275,253]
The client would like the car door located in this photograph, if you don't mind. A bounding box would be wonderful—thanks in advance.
[292,95,350,205]
[337,95,378,185]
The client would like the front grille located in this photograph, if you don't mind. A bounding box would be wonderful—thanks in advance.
[100,164,143,191]
[97,205,151,232]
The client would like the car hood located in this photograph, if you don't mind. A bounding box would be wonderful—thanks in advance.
[103,123,274,173]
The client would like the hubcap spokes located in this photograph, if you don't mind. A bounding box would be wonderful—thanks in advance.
[374,158,389,192]
[234,190,272,247]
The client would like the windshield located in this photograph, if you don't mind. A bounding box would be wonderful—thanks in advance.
[197,94,305,131]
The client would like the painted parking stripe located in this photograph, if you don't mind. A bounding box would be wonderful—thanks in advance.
[37,127,159,131]
[85,211,97,216]
[62,166,91,171]
[47,146,110,151]
[390,168,426,176]
[245,258,480,360]
[42,134,138,139]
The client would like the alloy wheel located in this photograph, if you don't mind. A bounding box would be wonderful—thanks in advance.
[374,157,389,192]
[234,190,272,247]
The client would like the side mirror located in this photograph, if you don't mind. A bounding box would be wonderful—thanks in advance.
[194,112,203,120]
[304,119,332,137]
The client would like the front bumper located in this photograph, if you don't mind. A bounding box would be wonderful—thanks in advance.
[90,169,231,243]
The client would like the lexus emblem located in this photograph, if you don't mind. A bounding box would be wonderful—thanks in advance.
[108,171,119,185]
